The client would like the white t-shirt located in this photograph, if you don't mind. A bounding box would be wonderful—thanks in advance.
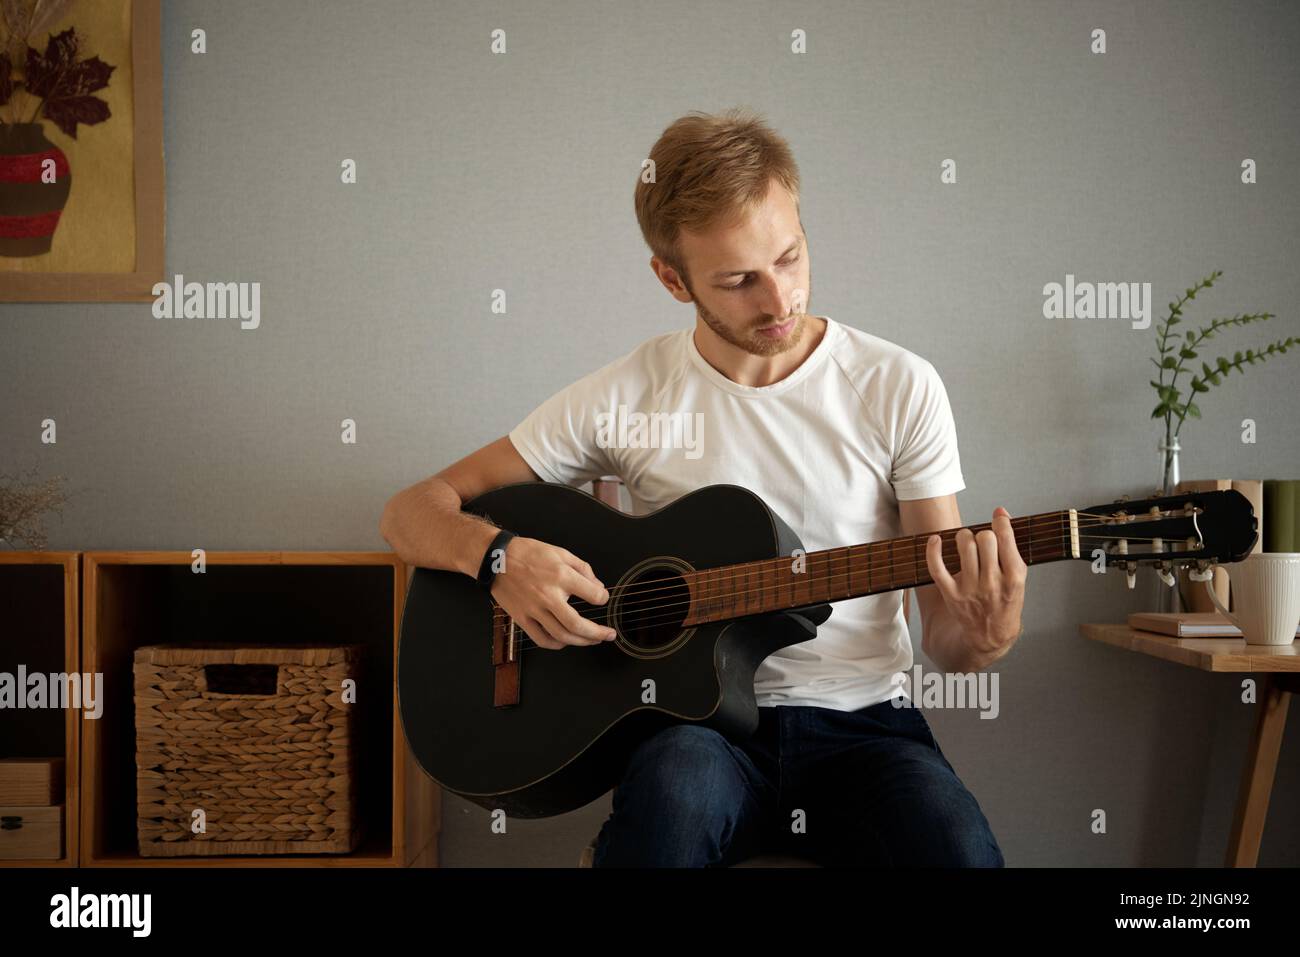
[507,316,965,711]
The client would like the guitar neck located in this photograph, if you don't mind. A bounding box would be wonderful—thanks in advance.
[681,509,1079,626]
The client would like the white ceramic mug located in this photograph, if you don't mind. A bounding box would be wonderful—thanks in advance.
[1205,553,1300,645]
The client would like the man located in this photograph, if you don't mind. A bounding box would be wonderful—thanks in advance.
[381,108,1025,867]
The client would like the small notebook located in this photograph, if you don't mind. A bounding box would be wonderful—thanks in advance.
[1128,611,1300,638]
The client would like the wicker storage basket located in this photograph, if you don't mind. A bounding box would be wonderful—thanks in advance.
[134,643,364,856]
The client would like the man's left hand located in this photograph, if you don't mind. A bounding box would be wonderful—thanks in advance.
[924,506,1027,666]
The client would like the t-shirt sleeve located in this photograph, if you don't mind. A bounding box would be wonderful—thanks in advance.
[890,359,965,501]
[507,371,618,487]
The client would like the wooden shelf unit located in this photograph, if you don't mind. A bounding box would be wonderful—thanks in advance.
[0,552,80,866]
[79,551,438,867]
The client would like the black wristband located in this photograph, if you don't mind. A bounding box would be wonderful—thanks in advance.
[476,529,516,591]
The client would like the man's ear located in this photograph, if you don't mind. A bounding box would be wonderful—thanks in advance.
[650,256,694,304]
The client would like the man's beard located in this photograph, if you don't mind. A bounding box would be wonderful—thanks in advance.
[687,277,813,358]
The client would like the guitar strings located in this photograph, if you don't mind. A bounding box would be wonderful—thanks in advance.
[493,525,1201,639]
[489,509,1195,626]
[491,509,1201,621]
[499,530,1196,642]
[488,523,1207,650]
[504,532,1198,648]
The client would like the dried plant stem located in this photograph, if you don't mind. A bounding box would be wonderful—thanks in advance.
[0,465,69,550]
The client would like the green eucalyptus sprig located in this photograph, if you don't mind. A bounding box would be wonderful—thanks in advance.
[1149,269,1295,447]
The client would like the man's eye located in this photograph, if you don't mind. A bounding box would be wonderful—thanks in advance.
[723,256,798,290]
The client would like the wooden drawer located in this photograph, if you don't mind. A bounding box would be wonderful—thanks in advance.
[0,757,64,805]
[0,804,64,860]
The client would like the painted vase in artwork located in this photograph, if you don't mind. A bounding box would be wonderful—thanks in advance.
[1,14,119,259]
[0,122,72,256]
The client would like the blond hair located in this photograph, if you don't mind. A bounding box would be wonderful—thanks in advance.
[634,108,801,285]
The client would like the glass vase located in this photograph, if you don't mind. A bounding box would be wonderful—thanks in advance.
[1157,435,1181,496]
[1152,434,1183,612]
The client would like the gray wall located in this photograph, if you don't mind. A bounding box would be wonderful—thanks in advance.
[3,0,1298,866]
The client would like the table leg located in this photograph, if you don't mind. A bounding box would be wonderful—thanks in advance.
[1225,672,1296,867]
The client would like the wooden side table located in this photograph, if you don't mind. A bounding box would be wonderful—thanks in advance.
[1081,624,1300,867]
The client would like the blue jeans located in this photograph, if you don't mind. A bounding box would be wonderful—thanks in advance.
[592,700,1005,867]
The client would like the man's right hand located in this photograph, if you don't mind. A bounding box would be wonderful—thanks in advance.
[489,536,618,649]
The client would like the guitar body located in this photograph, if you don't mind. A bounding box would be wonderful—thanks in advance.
[397,482,833,819]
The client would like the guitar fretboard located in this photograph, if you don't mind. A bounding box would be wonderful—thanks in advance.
[681,510,1076,625]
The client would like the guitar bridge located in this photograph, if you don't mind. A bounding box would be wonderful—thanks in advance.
[491,604,521,707]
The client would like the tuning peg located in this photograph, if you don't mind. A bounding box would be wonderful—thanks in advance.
[1113,539,1136,587]
[1187,562,1215,582]
[1157,562,1176,587]
[1113,494,1132,504]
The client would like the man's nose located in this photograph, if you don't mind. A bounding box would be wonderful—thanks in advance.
[755,273,791,318]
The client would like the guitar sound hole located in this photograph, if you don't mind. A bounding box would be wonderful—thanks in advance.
[615,567,690,651]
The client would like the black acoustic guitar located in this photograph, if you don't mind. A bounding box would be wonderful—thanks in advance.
[397,482,1256,819]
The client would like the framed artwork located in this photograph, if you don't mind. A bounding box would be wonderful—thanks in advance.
[0,0,162,302]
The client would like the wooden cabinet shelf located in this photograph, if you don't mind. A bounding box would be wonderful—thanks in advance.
[0,553,80,866]
[2,551,439,868]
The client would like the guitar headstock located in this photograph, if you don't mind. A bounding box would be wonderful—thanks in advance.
[1075,488,1258,588]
